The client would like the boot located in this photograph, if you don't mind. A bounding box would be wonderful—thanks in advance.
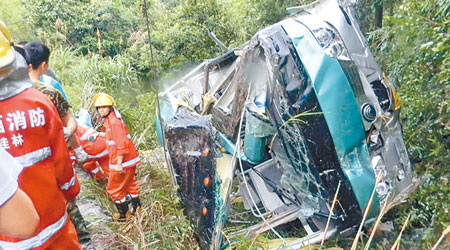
[113,202,130,222]
[131,197,141,214]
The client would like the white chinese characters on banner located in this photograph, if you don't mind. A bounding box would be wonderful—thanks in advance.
[7,111,27,131]
[11,134,24,147]
[0,115,5,133]
[29,108,45,128]
[0,137,9,149]
[0,108,47,149]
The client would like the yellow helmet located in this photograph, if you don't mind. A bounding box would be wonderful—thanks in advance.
[0,20,15,69]
[93,93,116,107]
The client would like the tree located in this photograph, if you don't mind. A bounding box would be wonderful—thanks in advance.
[23,0,140,57]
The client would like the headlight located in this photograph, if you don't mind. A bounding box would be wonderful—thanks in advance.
[375,181,391,199]
[371,155,386,178]
[371,155,392,200]
[295,15,350,60]
[310,24,350,60]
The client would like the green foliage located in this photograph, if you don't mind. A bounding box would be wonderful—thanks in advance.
[128,0,311,79]
[367,0,449,248]
[0,0,35,41]
[237,0,306,35]
[22,0,140,57]
[20,0,311,79]
[356,0,400,32]
[132,0,241,77]
[127,91,159,150]
[3,0,448,248]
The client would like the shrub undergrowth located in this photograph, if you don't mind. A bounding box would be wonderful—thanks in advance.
[1,0,448,248]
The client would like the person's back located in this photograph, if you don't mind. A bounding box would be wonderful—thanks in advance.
[74,125,109,180]
[0,20,81,249]
[40,74,69,101]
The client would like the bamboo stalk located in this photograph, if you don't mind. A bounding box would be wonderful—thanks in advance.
[390,213,410,250]
[363,191,392,250]
[431,225,450,250]
[321,180,341,246]
[350,173,383,250]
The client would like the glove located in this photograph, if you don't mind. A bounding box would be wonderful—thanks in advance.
[74,146,89,165]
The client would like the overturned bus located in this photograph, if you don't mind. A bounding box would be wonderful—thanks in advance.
[156,0,416,249]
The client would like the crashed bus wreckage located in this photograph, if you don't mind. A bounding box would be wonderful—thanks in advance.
[156,0,416,249]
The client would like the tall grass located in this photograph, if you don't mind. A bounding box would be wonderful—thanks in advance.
[80,149,199,250]
[127,149,199,249]
[49,48,159,149]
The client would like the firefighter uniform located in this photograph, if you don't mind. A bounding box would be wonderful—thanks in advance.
[104,110,141,211]
[0,87,81,250]
[74,125,109,180]
[93,93,141,220]
[0,21,81,249]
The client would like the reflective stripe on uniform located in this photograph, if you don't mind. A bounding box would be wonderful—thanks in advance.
[0,211,68,250]
[88,149,108,159]
[90,167,100,174]
[109,156,141,170]
[15,147,51,168]
[60,176,76,190]
[79,128,97,141]
[106,134,131,147]
[114,196,128,204]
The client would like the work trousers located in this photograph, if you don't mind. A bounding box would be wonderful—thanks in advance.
[107,166,139,202]
[81,156,109,181]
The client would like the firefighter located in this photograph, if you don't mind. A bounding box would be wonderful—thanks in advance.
[0,20,82,249]
[73,124,109,181]
[93,93,141,221]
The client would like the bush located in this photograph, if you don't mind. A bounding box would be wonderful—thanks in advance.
[368,0,449,247]
[23,0,140,57]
